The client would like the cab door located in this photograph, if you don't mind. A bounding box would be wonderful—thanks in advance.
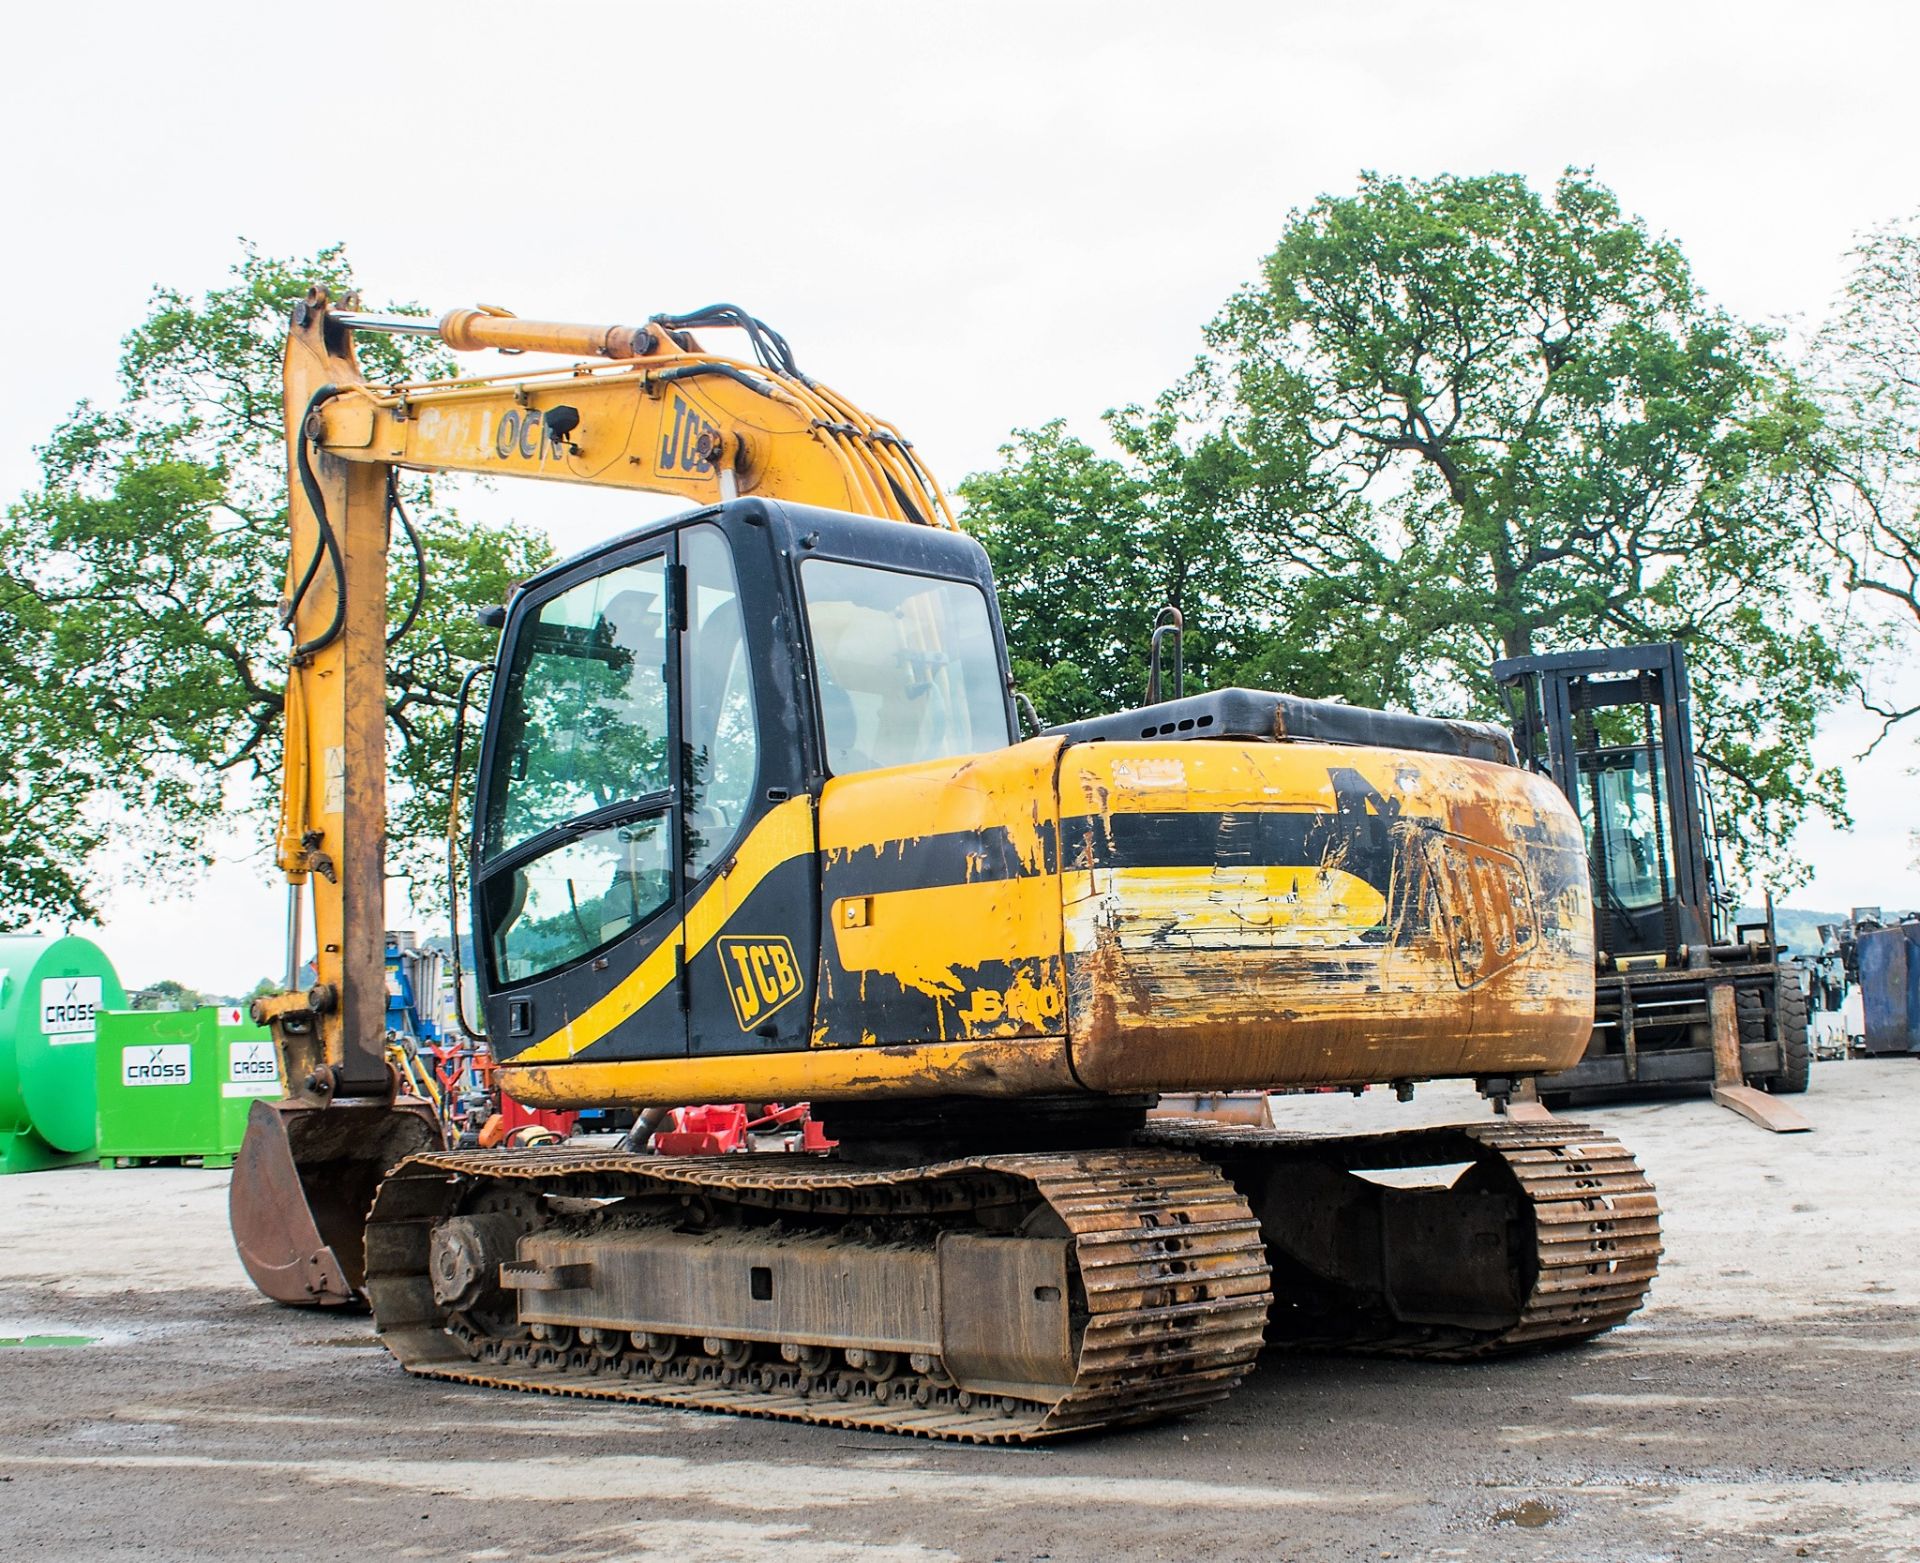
[475,537,689,1060]
[677,518,819,1058]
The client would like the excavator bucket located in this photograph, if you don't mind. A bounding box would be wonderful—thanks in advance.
[230,1096,442,1308]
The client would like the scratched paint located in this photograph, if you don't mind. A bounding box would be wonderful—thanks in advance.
[812,740,1068,1046]
[505,732,1595,1108]
[1059,741,1594,1093]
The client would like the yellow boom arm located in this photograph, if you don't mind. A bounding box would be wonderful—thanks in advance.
[310,301,953,525]
[265,288,954,1089]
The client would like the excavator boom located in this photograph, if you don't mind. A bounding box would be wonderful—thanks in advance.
[234,288,950,1304]
[306,303,951,524]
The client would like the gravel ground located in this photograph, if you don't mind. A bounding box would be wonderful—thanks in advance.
[2,1060,1916,1563]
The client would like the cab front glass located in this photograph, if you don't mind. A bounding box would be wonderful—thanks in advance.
[479,554,674,986]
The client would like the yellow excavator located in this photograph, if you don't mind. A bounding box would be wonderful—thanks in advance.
[232,289,1661,1442]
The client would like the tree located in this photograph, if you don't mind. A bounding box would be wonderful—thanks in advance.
[1810,211,1920,740]
[131,978,202,1013]
[959,422,1159,722]
[964,171,1849,884]
[0,244,553,929]
[963,421,1454,722]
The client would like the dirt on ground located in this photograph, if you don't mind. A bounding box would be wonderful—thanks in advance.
[2,1060,1916,1563]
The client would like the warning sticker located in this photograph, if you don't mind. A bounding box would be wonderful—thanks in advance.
[42,977,103,1043]
[216,1005,245,1028]
[323,746,345,815]
[227,1040,279,1087]
[123,1045,191,1087]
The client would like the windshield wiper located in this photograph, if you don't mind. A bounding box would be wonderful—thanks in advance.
[483,789,673,876]
[558,790,673,838]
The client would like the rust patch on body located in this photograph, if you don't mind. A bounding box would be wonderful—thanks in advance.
[1059,740,1594,1093]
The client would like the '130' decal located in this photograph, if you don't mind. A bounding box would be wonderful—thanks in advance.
[718,935,803,1030]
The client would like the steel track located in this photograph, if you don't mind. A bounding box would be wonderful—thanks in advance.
[1142,1117,1662,1357]
[361,1118,1657,1442]
[364,1146,1272,1444]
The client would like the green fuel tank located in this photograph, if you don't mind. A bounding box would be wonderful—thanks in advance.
[0,934,127,1173]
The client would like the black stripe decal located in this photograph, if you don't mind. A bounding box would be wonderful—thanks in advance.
[812,954,1066,1046]
[1061,808,1443,938]
[822,820,1059,897]
[1060,810,1411,892]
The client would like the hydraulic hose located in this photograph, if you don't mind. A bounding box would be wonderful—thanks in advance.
[287,385,347,658]
[386,470,427,649]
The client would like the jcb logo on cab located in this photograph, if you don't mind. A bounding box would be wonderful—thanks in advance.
[718,936,803,1030]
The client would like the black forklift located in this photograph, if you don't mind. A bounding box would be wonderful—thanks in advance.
[1493,643,1811,1132]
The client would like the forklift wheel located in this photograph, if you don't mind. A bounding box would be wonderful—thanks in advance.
[1741,983,1811,1095]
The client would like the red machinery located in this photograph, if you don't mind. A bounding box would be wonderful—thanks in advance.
[651,1103,832,1156]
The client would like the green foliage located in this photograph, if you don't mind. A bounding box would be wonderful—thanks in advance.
[958,422,1159,722]
[962,171,1849,886]
[131,978,202,1012]
[0,243,554,929]
[1809,211,1920,738]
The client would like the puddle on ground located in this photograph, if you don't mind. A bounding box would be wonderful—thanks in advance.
[0,1335,97,1348]
[1491,1498,1558,1529]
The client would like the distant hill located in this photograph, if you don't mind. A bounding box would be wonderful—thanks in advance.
[1748,907,1842,957]
[1737,906,1920,956]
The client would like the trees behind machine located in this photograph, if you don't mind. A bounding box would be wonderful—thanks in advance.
[4,172,1916,927]
[0,246,552,929]
[1809,213,1920,747]
[962,169,1861,889]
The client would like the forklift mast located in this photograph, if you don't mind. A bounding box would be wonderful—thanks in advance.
[1494,642,1720,962]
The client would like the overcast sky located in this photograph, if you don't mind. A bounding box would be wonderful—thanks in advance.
[4,0,1917,989]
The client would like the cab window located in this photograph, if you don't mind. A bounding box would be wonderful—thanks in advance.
[482,555,672,984]
[684,525,759,875]
[800,560,1010,775]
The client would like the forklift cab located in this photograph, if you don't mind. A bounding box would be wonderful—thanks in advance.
[1494,643,1723,964]
[1492,642,1808,1111]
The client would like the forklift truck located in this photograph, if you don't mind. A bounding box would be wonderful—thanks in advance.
[1494,643,1810,1130]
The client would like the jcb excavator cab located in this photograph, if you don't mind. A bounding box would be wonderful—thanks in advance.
[470,498,1014,1064]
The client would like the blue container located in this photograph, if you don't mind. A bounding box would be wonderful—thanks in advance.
[1857,923,1920,1055]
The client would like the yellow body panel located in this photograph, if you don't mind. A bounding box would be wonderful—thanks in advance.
[816,739,1060,863]
[813,739,1067,1046]
[499,733,1593,1108]
[1056,742,1594,1091]
[502,1036,1079,1110]
[827,877,1065,1030]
